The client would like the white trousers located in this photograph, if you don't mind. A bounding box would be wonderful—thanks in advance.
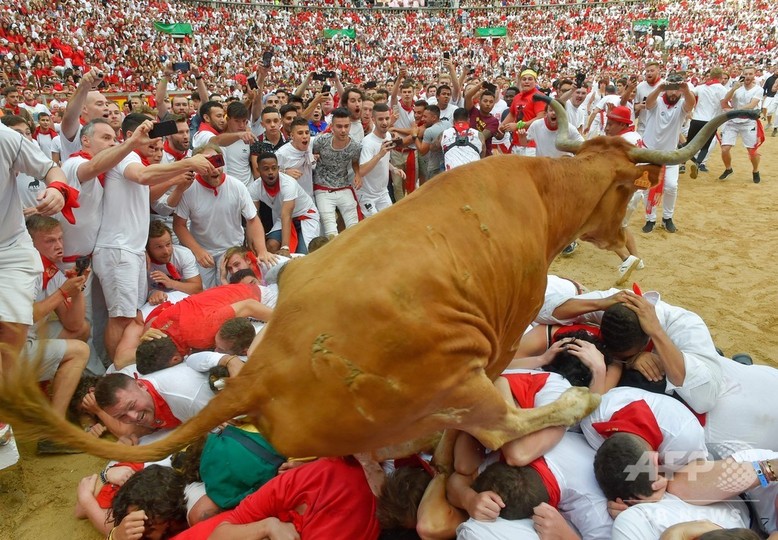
[315,189,359,237]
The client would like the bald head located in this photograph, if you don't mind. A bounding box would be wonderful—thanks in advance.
[83,91,110,122]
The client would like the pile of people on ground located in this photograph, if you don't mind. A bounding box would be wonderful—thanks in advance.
[1,1,778,537]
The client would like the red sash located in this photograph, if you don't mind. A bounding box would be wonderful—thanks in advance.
[592,400,663,451]
[135,378,182,429]
[69,151,106,186]
[402,148,416,194]
[505,372,550,409]
[528,457,561,508]
[646,165,666,213]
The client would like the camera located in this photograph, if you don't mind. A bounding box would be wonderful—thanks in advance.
[75,256,91,276]
[575,72,586,88]
[391,137,404,150]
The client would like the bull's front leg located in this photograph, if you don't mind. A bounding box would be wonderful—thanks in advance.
[466,384,601,451]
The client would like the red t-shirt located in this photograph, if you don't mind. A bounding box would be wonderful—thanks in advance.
[171,458,380,540]
[509,89,547,147]
[149,283,261,353]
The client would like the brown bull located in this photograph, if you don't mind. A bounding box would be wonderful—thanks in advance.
[0,101,756,464]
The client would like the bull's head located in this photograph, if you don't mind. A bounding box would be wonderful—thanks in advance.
[534,95,758,250]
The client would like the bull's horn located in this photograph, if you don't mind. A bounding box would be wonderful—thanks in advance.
[628,109,760,165]
[532,94,583,154]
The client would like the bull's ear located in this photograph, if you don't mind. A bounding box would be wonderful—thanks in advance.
[633,164,662,189]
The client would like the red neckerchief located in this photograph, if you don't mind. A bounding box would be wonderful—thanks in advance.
[196,173,225,196]
[25,100,38,107]
[399,99,413,113]
[33,126,57,140]
[47,181,81,225]
[705,79,721,86]
[163,140,187,162]
[133,150,150,167]
[592,400,664,451]
[135,378,182,429]
[70,150,105,186]
[544,117,558,131]
[150,256,182,281]
[528,457,561,508]
[245,252,263,280]
[198,122,220,136]
[41,255,60,291]
[262,179,280,197]
[645,79,661,88]
[505,372,550,409]
[79,116,87,126]
[8,105,20,115]
[616,126,635,135]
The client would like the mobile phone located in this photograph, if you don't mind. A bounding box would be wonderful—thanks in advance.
[392,137,404,150]
[149,120,179,139]
[262,50,274,68]
[443,51,451,60]
[482,82,497,94]
[206,154,225,168]
[739,76,745,82]
[322,70,336,79]
[665,82,680,90]
[97,79,107,90]
[172,62,190,73]
[247,74,258,90]
[75,256,91,276]
[575,72,586,87]
[364,81,377,89]
[321,84,331,95]
[468,68,475,75]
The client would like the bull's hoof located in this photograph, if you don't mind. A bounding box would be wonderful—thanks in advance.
[557,386,601,425]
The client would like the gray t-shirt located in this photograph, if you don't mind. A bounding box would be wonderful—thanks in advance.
[423,120,450,177]
[312,133,361,189]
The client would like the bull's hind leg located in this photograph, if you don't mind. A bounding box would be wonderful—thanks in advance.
[461,376,600,451]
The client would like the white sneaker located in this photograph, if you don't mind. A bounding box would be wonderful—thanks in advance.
[616,255,641,285]
[637,259,645,270]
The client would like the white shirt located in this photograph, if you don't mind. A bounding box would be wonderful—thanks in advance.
[358,132,392,197]
[635,80,663,134]
[441,127,482,170]
[438,102,458,123]
[526,121,584,158]
[221,139,253,187]
[692,83,726,121]
[50,135,62,159]
[248,172,317,225]
[16,171,46,209]
[456,518,539,540]
[59,124,83,160]
[349,119,364,145]
[60,155,105,257]
[175,174,257,256]
[589,94,622,135]
[535,275,581,324]
[191,126,216,150]
[275,143,315,198]
[642,96,688,151]
[29,269,67,339]
[547,433,613,540]
[612,493,748,540]
[148,244,199,290]
[34,131,56,159]
[727,84,762,125]
[96,152,149,254]
[565,101,585,131]
[145,364,215,422]
[1,125,57,247]
[581,387,708,470]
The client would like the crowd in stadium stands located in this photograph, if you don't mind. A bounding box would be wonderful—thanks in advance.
[0,0,776,95]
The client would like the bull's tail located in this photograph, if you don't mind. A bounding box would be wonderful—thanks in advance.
[0,355,250,462]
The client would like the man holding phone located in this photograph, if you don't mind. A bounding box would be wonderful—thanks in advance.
[464,82,499,156]
[359,103,404,216]
[640,73,695,234]
[173,144,274,289]
[92,114,216,361]
[25,215,90,436]
[719,66,764,183]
